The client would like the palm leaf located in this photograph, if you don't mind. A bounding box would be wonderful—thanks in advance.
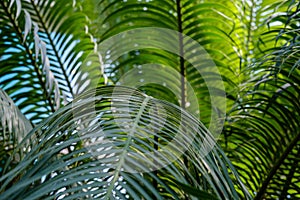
[0,89,32,178]
[0,0,104,123]
[224,67,300,199]
[221,2,300,198]
[96,0,294,129]
[96,1,296,197]
[97,1,244,144]
[0,86,251,199]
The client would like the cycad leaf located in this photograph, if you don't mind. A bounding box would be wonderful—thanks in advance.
[0,89,32,177]
[0,89,32,137]
[0,86,250,199]
[223,67,300,199]
[0,0,104,123]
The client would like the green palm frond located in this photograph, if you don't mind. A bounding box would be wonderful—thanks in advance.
[1,0,300,199]
[0,89,32,178]
[224,67,300,199]
[97,0,293,123]
[221,2,300,198]
[96,1,299,198]
[0,88,32,138]
[0,0,104,123]
[0,86,251,199]
[220,0,293,106]
[257,1,300,74]
[98,0,237,131]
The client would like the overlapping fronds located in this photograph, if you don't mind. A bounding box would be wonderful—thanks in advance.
[0,89,32,178]
[0,0,104,123]
[97,1,300,198]
[1,0,300,199]
[0,86,251,199]
[97,0,293,124]
[98,0,237,131]
[222,2,300,198]
[224,67,300,199]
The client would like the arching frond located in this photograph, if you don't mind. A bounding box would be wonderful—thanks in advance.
[96,1,299,198]
[0,0,104,123]
[0,89,32,178]
[0,86,250,199]
[224,67,300,199]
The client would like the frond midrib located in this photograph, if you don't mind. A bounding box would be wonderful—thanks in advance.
[0,0,55,113]
[29,0,74,98]
[254,130,300,199]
